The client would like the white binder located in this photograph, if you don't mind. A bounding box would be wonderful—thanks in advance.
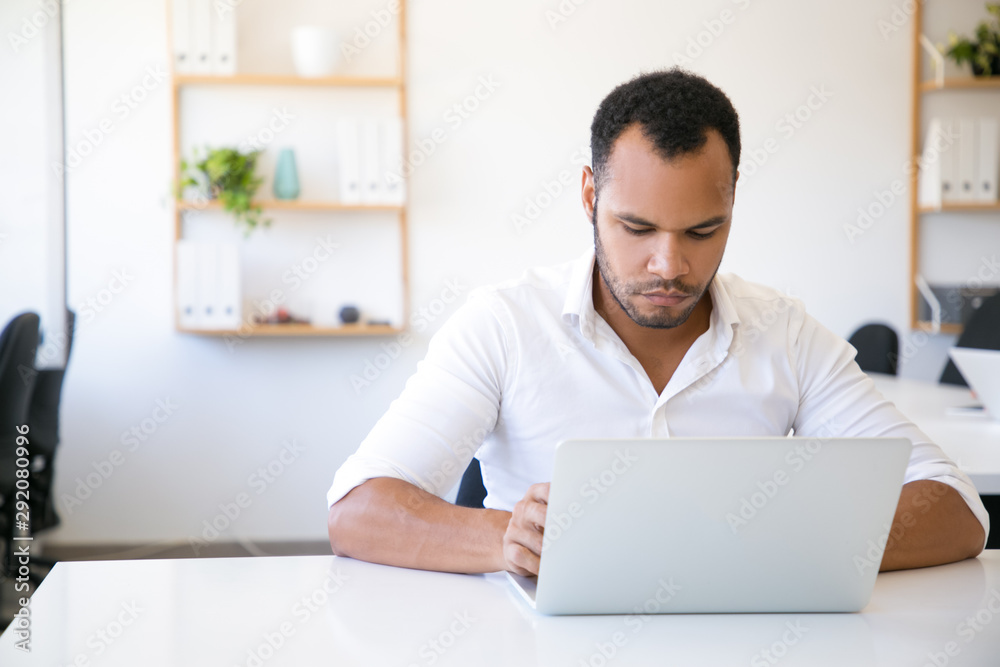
[957,117,978,203]
[217,244,242,329]
[360,119,382,204]
[918,118,943,209]
[382,117,405,205]
[171,0,193,74]
[190,0,213,75]
[177,241,201,328]
[940,118,959,204]
[198,243,220,329]
[337,119,362,204]
[977,117,999,203]
[211,3,237,76]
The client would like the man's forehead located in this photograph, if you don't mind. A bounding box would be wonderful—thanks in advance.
[603,125,734,193]
[601,131,734,211]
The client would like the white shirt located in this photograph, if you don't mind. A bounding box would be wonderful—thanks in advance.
[328,248,990,545]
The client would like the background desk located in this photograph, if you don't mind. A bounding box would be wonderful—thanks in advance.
[2,553,1000,666]
[871,374,1000,494]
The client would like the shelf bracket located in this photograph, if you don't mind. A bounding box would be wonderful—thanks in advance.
[915,274,941,334]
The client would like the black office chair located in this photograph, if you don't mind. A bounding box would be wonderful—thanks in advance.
[24,309,76,539]
[848,323,899,376]
[0,312,41,577]
[940,293,1000,386]
[455,458,487,509]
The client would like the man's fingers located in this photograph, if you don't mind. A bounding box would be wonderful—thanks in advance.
[514,493,548,531]
[504,542,540,577]
[503,482,552,576]
[506,520,544,559]
[520,498,548,531]
[528,482,550,505]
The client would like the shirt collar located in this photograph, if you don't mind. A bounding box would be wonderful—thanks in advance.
[561,245,741,344]
[561,247,599,339]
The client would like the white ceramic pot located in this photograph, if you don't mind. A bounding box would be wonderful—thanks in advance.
[291,26,338,78]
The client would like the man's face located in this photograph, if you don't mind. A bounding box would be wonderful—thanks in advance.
[586,124,736,329]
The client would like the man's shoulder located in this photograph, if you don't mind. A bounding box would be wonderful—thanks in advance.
[430,257,582,347]
[716,272,804,308]
[714,272,809,330]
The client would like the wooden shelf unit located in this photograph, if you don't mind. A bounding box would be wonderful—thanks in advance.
[919,76,1000,92]
[914,321,964,336]
[174,74,402,87]
[179,323,405,337]
[176,200,404,212]
[917,202,1000,214]
[168,0,410,338]
[908,3,1000,333]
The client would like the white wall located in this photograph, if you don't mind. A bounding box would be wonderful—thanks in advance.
[0,0,66,368]
[41,0,989,546]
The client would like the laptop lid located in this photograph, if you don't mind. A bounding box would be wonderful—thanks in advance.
[511,437,911,615]
[948,348,1000,420]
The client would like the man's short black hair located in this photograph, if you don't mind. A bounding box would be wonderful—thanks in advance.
[590,68,741,193]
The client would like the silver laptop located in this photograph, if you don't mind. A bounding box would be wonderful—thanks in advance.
[507,437,911,615]
[948,348,1000,420]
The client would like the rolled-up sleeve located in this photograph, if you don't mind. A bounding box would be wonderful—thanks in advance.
[791,309,990,549]
[326,290,511,509]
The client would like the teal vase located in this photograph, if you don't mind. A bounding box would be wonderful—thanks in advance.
[273,149,300,200]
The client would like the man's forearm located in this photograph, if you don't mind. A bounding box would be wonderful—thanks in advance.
[327,477,512,574]
[879,480,986,572]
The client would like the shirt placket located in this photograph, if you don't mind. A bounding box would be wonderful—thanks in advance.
[651,325,736,433]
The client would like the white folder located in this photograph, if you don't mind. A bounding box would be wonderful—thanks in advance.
[918,118,943,209]
[360,119,382,204]
[190,0,213,75]
[337,119,362,204]
[957,117,978,203]
[940,118,959,204]
[211,3,237,76]
[978,117,999,203]
[198,243,221,329]
[171,0,193,74]
[176,240,201,328]
[217,243,242,329]
[381,117,405,205]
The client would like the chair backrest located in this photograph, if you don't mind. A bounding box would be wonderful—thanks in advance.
[940,293,1000,386]
[26,309,77,532]
[848,323,899,376]
[455,458,487,509]
[28,309,76,456]
[0,312,41,427]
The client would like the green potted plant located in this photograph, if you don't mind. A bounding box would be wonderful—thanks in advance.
[942,3,1000,77]
[176,147,270,236]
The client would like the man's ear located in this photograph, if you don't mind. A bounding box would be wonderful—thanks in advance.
[581,165,597,225]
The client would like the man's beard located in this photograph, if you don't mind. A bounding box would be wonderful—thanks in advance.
[592,205,716,330]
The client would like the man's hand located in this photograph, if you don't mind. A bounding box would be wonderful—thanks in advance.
[502,482,550,576]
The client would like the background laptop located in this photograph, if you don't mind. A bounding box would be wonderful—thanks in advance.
[507,437,911,615]
[948,348,1000,420]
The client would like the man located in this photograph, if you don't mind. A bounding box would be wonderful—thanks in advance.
[327,69,988,577]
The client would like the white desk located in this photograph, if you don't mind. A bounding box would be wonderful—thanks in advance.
[870,374,1000,493]
[2,552,1000,666]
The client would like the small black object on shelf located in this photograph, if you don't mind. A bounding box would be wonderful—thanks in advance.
[339,305,360,324]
